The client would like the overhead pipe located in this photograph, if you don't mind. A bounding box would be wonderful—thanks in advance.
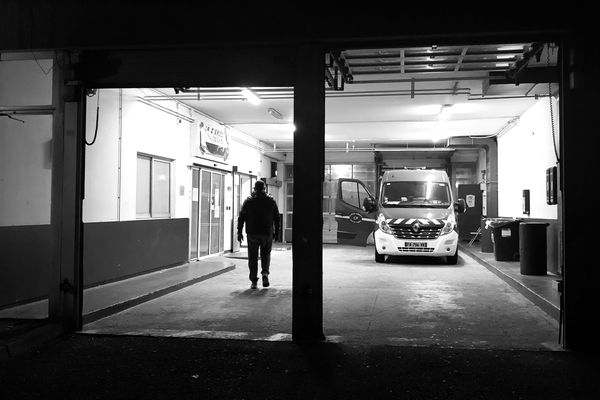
[350,75,504,84]
[136,97,194,123]
[344,48,525,60]
[264,146,457,153]
[351,58,517,68]
[0,105,55,114]
[143,88,472,102]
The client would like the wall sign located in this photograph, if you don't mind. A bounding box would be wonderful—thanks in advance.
[199,120,229,161]
[466,194,475,208]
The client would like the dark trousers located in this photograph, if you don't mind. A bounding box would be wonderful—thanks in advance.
[247,234,273,283]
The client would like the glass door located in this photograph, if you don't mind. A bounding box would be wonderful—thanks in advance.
[190,168,200,259]
[199,170,212,257]
[195,169,226,258]
[210,172,224,254]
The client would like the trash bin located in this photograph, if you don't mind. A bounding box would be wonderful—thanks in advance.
[519,222,549,275]
[490,219,521,261]
[480,217,493,253]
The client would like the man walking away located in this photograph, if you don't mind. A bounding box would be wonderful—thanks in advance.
[237,180,280,289]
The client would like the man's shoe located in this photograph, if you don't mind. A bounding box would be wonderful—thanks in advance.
[262,275,270,287]
[251,282,258,289]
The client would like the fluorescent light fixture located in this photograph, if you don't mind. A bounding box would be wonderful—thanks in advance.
[241,88,261,105]
[497,45,523,52]
[496,54,514,60]
[495,62,510,68]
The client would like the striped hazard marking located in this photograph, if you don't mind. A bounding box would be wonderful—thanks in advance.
[386,218,445,226]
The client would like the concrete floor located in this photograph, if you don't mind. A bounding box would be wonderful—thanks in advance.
[80,244,561,351]
[0,260,235,321]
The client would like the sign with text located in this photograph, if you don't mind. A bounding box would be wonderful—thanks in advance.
[198,118,229,161]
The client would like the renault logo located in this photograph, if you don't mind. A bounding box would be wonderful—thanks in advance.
[412,223,421,233]
[349,213,363,224]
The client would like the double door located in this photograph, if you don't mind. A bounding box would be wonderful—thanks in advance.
[190,169,225,259]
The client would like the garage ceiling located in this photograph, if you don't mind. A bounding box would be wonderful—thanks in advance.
[145,41,559,152]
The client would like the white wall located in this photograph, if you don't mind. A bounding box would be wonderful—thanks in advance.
[284,150,375,165]
[82,89,277,253]
[122,90,191,220]
[0,59,53,226]
[0,115,53,226]
[83,89,192,222]
[82,89,120,222]
[226,128,264,176]
[498,98,559,219]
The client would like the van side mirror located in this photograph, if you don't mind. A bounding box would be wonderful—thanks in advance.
[363,196,378,213]
[454,198,466,214]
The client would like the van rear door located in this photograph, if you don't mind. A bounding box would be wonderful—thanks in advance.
[334,179,378,246]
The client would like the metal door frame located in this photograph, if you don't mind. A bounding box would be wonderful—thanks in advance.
[194,168,226,259]
[232,171,257,251]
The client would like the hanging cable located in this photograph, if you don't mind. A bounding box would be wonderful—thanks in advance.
[547,44,560,163]
[0,113,26,123]
[86,89,100,146]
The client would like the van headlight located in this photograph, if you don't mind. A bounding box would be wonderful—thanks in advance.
[440,213,456,236]
[377,213,394,235]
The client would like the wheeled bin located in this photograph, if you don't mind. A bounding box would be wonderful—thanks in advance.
[490,219,521,261]
[519,222,549,275]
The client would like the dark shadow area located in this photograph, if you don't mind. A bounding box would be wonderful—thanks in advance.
[340,254,466,268]
[1,334,599,399]
[383,255,465,267]
[0,319,47,341]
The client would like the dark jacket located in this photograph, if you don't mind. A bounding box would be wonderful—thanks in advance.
[237,191,280,236]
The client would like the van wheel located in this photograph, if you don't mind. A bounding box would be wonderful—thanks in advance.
[446,250,458,265]
[375,248,385,263]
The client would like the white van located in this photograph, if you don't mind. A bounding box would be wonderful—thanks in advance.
[332,169,466,264]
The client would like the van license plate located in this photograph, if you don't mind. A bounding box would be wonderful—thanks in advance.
[405,242,427,247]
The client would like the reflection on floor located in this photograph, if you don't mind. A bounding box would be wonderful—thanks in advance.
[459,242,561,320]
[74,244,561,351]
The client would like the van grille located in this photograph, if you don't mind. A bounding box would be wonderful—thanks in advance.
[392,225,442,240]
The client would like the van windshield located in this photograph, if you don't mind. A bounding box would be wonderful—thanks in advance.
[381,181,451,208]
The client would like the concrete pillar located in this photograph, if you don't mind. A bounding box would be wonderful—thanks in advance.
[485,139,498,218]
[561,32,600,351]
[292,44,325,342]
[48,52,85,330]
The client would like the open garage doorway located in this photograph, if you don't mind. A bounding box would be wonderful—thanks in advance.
[317,41,563,350]
[76,39,564,350]
[75,86,294,340]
